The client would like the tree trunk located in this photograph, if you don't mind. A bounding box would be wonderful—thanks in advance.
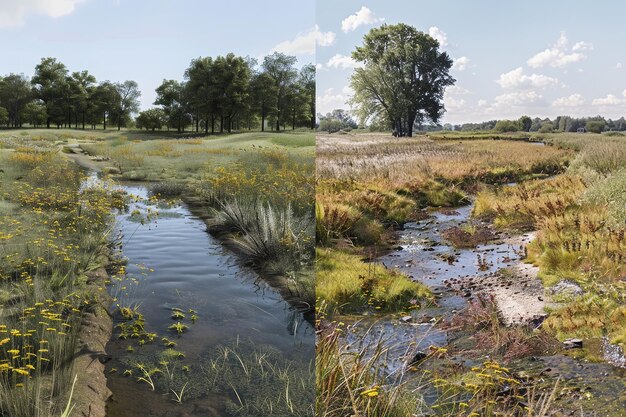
[261,103,265,132]
[103,112,107,130]
[220,115,224,133]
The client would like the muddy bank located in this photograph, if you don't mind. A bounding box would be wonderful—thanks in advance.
[59,147,115,416]
[70,264,114,417]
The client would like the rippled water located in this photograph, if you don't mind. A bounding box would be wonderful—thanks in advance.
[382,205,529,288]
[100,182,314,416]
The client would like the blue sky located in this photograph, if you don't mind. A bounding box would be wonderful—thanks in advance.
[316,0,626,124]
[0,0,314,110]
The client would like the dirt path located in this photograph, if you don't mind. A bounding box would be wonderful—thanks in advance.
[62,143,109,172]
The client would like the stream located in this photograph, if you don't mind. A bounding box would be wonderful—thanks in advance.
[84,176,314,416]
[346,200,626,413]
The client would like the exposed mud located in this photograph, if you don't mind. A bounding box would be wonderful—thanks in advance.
[71,266,114,417]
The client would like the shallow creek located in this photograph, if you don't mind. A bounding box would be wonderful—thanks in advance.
[85,177,314,416]
[345,200,626,412]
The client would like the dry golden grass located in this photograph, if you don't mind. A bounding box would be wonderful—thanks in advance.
[317,133,571,186]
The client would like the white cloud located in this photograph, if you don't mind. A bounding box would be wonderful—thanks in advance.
[496,67,558,89]
[616,62,623,69]
[452,56,470,71]
[527,32,590,68]
[552,94,585,107]
[572,41,593,52]
[326,54,361,69]
[446,85,471,95]
[445,97,465,109]
[341,6,383,33]
[0,0,87,27]
[592,92,626,106]
[270,25,336,55]
[316,87,353,114]
[494,91,544,106]
[428,26,448,47]
[477,99,488,107]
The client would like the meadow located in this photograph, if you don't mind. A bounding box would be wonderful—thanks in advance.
[315,131,626,416]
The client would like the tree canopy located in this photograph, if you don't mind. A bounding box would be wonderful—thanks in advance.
[350,23,455,137]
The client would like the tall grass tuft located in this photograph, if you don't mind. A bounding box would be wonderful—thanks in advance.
[211,199,314,275]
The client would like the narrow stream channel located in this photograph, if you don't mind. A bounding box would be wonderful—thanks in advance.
[84,176,314,416]
[347,200,626,413]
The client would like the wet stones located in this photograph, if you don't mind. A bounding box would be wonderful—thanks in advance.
[563,338,584,349]
[409,351,427,364]
[550,280,584,297]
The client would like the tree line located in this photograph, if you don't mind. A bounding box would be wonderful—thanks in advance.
[138,52,314,133]
[444,115,626,134]
[0,58,141,130]
[0,52,314,133]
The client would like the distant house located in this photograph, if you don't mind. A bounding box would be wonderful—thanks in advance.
[577,127,586,133]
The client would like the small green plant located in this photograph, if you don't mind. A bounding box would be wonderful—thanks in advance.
[168,322,188,334]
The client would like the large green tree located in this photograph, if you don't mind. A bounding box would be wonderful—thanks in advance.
[114,80,141,130]
[213,54,251,133]
[70,70,97,129]
[262,52,298,131]
[299,64,316,129]
[154,79,189,132]
[0,74,33,127]
[22,102,47,127]
[350,23,455,137]
[31,57,69,128]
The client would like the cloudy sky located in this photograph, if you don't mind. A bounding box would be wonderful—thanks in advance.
[0,0,314,110]
[316,0,626,124]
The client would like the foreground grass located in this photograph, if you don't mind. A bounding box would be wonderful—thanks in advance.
[316,321,563,417]
[0,134,119,416]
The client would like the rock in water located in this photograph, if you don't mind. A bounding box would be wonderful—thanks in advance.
[563,338,583,349]
[409,351,427,364]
